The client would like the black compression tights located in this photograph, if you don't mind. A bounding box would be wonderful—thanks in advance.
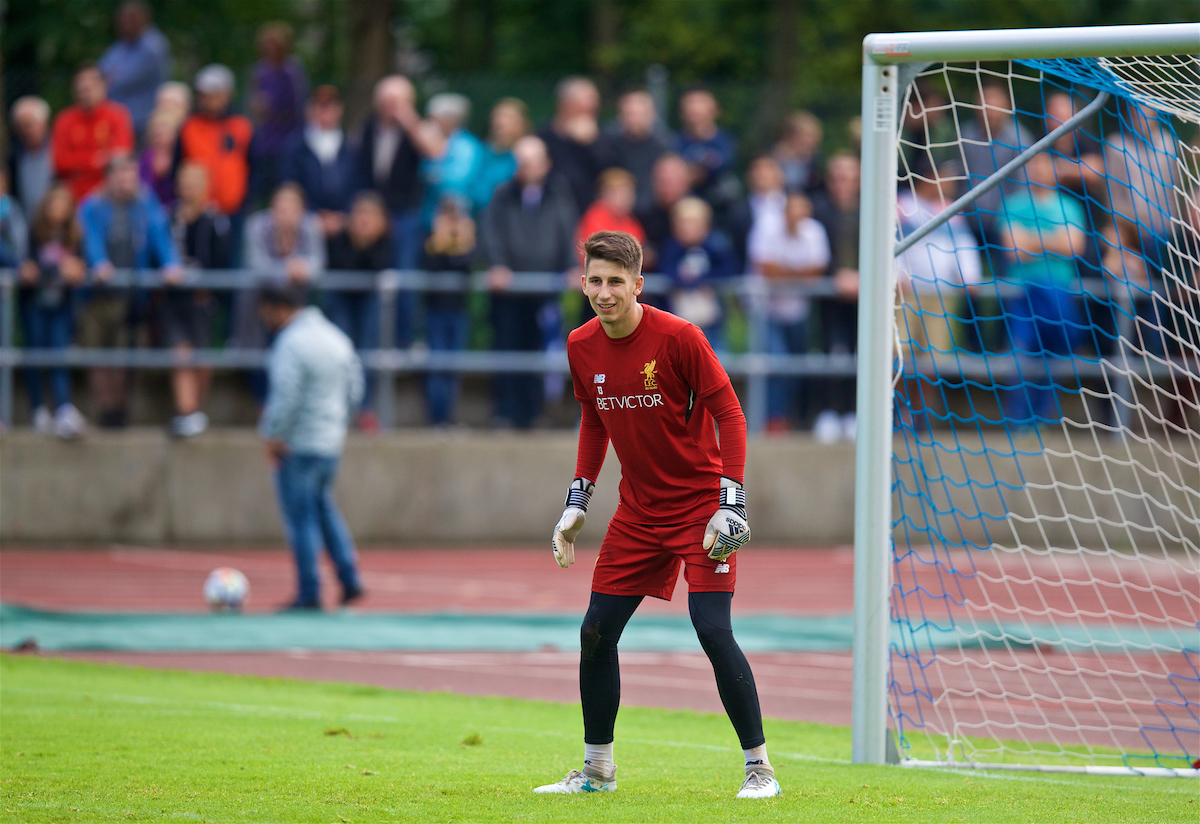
[579,590,765,749]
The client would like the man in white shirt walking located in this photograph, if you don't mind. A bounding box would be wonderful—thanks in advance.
[258,285,366,610]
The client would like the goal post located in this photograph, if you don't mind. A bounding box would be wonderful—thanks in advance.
[852,23,1200,776]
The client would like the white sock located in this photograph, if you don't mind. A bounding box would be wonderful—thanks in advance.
[584,742,614,776]
[743,745,772,773]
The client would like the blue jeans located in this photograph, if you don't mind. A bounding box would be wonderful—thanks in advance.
[325,291,380,411]
[1001,285,1083,427]
[766,319,808,423]
[392,210,424,348]
[274,453,360,604]
[425,306,469,425]
[19,291,74,412]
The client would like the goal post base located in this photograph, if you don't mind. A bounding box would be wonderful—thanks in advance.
[899,760,1200,779]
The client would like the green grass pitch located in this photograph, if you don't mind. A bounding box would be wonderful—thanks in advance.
[2,655,1195,822]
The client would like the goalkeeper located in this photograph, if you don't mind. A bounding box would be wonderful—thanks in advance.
[534,230,779,800]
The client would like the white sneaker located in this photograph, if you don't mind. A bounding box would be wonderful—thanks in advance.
[813,409,841,444]
[736,768,781,799]
[169,411,209,438]
[32,406,53,434]
[533,766,617,794]
[841,412,857,441]
[53,404,86,439]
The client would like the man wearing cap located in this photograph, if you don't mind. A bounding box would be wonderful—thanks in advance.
[179,65,254,219]
[280,85,362,240]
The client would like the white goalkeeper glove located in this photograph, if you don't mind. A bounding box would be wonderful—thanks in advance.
[552,478,594,568]
[703,477,750,563]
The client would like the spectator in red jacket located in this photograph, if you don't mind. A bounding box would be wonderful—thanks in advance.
[575,167,645,268]
[50,65,135,203]
[179,64,254,217]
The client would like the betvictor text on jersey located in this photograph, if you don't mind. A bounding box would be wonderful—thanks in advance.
[595,393,665,411]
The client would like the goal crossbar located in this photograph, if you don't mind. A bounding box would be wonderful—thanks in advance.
[864,23,1200,64]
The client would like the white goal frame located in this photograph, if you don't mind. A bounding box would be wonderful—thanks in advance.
[851,22,1200,776]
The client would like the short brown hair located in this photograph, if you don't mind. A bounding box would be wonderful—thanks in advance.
[583,230,643,276]
[596,167,636,193]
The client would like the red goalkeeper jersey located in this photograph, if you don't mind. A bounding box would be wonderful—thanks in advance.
[568,304,746,526]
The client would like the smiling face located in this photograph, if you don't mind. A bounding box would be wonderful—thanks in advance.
[582,258,643,334]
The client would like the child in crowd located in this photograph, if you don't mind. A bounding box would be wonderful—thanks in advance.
[659,196,738,347]
[18,183,87,437]
[575,168,646,264]
[325,191,395,432]
[139,111,180,211]
[422,196,476,426]
[162,163,233,438]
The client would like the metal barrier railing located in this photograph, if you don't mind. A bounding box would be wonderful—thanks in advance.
[0,268,861,431]
[0,268,1176,431]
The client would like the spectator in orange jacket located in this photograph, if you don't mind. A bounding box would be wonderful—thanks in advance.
[179,65,253,217]
[574,167,645,268]
[50,65,135,203]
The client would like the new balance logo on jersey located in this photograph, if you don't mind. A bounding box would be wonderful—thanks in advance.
[596,393,664,411]
[594,374,605,383]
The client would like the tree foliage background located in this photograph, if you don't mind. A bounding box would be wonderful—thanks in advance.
[4,0,1197,159]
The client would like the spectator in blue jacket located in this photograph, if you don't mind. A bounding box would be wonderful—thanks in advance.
[676,88,738,202]
[473,98,529,211]
[79,155,181,426]
[659,196,739,349]
[281,85,361,242]
[421,93,484,222]
[98,1,171,138]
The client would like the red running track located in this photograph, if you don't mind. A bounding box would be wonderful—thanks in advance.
[0,546,855,614]
[3,545,860,726]
[4,546,1195,754]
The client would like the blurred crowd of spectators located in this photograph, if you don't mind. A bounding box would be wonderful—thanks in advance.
[895,80,1191,434]
[2,3,866,439]
[3,3,1187,439]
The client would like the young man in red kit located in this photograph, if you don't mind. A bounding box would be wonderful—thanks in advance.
[533,230,780,799]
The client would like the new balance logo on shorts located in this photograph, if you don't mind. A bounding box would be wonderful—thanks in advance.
[715,563,730,574]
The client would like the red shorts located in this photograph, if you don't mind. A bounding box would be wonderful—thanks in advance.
[591,518,736,600]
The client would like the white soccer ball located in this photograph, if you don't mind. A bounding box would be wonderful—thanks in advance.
[204,567,249,612]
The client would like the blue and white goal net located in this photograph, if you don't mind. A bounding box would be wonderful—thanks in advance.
[889,54,1198,774]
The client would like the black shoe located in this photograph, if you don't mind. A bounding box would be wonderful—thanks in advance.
[277,598,321,613]
[98,409,128,429]
[340,585,365,607]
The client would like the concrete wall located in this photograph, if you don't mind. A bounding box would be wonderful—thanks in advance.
[0,430,856,545]
[6,429,1190,550]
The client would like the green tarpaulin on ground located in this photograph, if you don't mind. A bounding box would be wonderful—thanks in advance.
[1,604,1191,654]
